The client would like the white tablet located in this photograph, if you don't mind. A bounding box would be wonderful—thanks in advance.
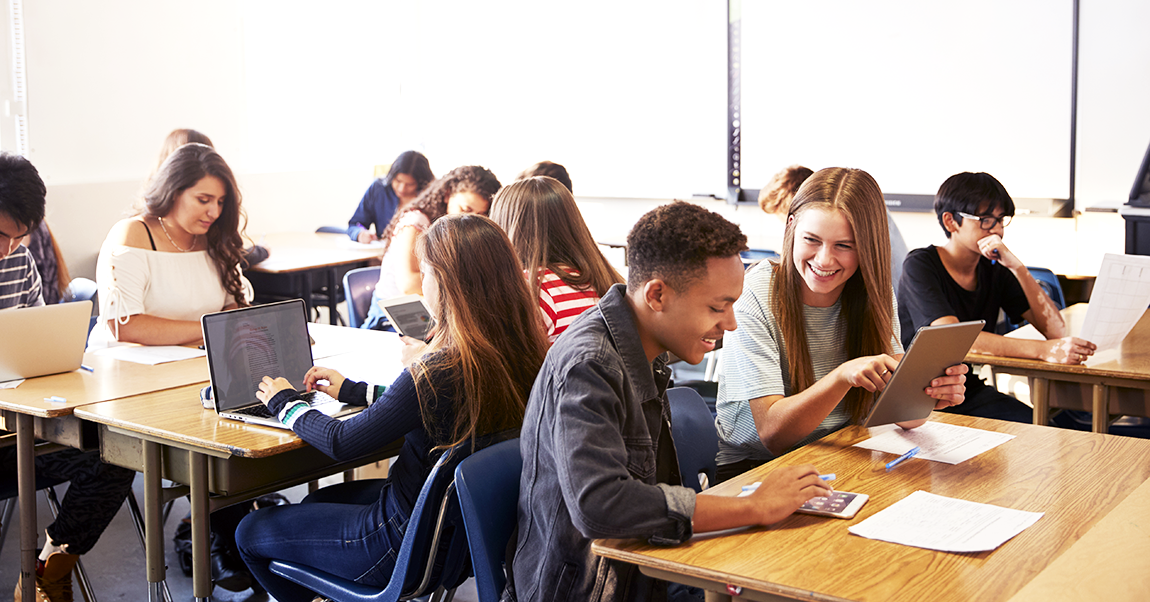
[379,294,435,339]
[861,320,985,428]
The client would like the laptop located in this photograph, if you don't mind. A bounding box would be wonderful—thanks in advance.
[862,320,985,428]
[201,299,361,429]
[0,301,92,382]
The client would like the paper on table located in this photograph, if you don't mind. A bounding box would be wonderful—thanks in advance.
[854,421,1014,464]
[848,490,1042,552]
[1079,253,1150,352]
[93,345,206,365]
[315,352,403,388]
[0,378,24,389]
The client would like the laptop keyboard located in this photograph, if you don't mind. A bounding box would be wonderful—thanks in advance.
[231,390,338,419]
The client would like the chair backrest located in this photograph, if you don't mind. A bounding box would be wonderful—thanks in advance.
[666,387,718,492]
[343,266,381,329]
[1027,267,1066,309]
[315,226,347,235]
[454,438,521,602]
[63,277,99,335]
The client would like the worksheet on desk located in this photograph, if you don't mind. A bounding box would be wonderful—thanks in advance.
[854,422,1015,464]
[1080,253,1150,352]
[848,491,1043,553]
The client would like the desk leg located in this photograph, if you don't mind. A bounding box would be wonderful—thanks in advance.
[327,267,340,325]
[1092,384,1110,434]
[17,414,37,602]
[1031,377,1050,427]
[705,591,734,602]
[189,451,211,601]
[300,270,314,322]
[143,441,167,601]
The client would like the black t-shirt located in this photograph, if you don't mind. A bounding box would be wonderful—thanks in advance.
[898,245,1029,350]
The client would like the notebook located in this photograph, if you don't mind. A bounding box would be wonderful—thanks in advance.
[862,320,985,428]
[0,301,92,382]
[201,299,361,429]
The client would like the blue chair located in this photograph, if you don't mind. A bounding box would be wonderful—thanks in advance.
[1028,267,1066,309]
[343,266,381,329]
[269,445,473,602]
[316,226,347,235]
[62,277,99,336]
[666,387,718,492]
[454,439,520,602]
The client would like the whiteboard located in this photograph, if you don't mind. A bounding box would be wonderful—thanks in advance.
[739,0,1073,200]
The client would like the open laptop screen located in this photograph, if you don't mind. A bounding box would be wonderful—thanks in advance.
[202,300,313,411]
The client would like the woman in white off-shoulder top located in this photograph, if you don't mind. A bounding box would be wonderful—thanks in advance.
[90,143,250,349]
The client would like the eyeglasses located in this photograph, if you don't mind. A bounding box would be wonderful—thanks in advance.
[957,211,1012,230]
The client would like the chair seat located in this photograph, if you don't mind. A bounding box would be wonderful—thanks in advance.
[270,561,390,602]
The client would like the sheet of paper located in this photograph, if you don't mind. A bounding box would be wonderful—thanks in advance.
[93,345,206,365]
[315,352,403,388]
[0,378,24,389]
[854,421,1014,464]
[335,238,386,250]
[1079,253,1150,352]
[848,490,1043,552]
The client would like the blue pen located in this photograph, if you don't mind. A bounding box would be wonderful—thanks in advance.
[885,446,920,471]
[80,364,95,373]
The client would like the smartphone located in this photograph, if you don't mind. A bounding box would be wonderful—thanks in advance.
[796,491,869,519]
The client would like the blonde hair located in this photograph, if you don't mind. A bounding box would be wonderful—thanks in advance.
[758,165,814,215]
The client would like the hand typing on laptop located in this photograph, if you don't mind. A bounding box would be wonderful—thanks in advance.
[255,367,349,405]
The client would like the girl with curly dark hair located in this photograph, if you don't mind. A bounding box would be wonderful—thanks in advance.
[90,143,250,347]
[362,165,501,330]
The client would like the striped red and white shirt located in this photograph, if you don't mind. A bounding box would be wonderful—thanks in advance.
[535,267,600,344]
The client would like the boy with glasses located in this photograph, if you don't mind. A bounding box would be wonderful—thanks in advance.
[897,172,1096,423]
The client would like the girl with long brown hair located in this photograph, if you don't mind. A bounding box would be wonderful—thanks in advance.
[714,167,969,481]
[238,214,547,601]
[490,176,623,342]
[363,165,501,330]
[90,143,249,347]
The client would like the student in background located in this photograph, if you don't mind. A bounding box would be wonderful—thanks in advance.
[239,215,547,602]
[24,221,71,305]
[758,164,909,286]
[489,176,623,343]
[513,202,833,602]
[898,172,1092,422]
[715,168,968,482]
[362,165,501,330]
[0,153,136,602]
[517,160,572,192]
[90,143,249,348]
[347,150,434,244]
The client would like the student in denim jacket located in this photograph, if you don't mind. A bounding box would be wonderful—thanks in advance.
[510,202,833,602]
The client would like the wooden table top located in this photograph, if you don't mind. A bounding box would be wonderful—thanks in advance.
[0,352,208,418]
[75,383,306,459]
[966,304,1150,381]
[247,232,380,274]
[593,413,1150,602]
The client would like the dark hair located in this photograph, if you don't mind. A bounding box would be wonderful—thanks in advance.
[0,153,46,232]
[379,165,501,246]
[626,201,747,291]
[934,172,1015,238]
[773,167,892,424]
[758,165,814,215]
[490,176,623,300]
[517,161,572,193]
[384,150,434,191]
[413,214,548,450]
[142,143,248,306]
[155,129,214,174]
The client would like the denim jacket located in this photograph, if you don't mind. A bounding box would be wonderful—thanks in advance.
[510,284,696,602]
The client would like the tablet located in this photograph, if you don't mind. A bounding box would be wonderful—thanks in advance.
[379,294,435,339]
[862,320,985,428]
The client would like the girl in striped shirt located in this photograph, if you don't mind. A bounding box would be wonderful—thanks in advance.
[491,176,624,343]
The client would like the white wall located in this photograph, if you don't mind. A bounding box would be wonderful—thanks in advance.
[9,1,1148,279]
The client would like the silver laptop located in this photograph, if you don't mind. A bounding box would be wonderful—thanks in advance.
[0,301,92,382]
[202,299,361,429]
[862,320,985,427]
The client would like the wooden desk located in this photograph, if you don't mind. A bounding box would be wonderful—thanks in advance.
[245,232,380,324]
[0,353,208,601]
[967,304,1150,432]
[593,413,1150,602]
[75,326,403,601]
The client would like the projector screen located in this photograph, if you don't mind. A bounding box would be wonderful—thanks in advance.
[739,0,1073,200]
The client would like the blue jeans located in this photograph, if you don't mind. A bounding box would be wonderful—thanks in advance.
[236,479,408,602]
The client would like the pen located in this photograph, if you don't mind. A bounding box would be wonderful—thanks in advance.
[43,396,67,403]
[886,446,920,471]
[741,474,836,493]
[80,364,95,373]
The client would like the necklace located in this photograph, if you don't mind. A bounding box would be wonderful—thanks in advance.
[158,217,196,252]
